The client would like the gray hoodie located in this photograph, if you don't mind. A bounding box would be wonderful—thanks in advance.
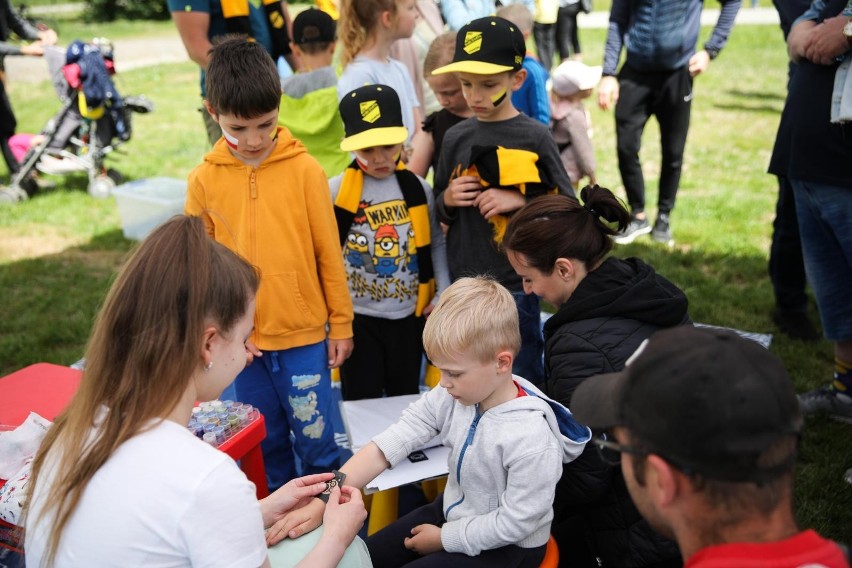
[372,376,590,556]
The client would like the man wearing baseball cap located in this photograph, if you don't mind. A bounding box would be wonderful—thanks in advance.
[571,326,850,568]
[430,16,574,386]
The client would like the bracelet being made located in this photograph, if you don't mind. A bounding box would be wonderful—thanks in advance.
[316,469,347,503]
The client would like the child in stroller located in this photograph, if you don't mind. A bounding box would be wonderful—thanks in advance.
[0,37,153,203]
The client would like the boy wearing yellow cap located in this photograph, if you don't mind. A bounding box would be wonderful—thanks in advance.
[431,16,575,387]
[330,84,450,401]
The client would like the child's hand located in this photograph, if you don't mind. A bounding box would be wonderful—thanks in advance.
[404,523,443,555]
[473,188,526,219]
[443,175,482,208]
[328,338,354,368]
[245,340,262,366]
[265,496,326,546]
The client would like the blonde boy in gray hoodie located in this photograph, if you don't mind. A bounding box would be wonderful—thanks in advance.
[267,276,590,567]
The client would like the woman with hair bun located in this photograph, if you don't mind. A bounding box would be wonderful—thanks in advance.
[504,185,690,568]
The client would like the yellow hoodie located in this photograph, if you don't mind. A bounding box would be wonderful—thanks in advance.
[186,126,353,350]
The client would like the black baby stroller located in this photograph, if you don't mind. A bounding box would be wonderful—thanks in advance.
[0,38,153,203]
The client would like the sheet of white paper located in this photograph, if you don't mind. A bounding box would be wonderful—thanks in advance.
[364,445,451,493]
[340,394,441,452]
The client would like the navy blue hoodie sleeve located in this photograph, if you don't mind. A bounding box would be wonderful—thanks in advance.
[704,0,743,55]
[603,0,631,75]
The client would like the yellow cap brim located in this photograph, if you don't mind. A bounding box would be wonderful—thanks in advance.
[340,126,409,152]
[431,61,515,75]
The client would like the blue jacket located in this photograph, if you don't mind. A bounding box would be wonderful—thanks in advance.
[603,0,742,75]
[513,55,551,125]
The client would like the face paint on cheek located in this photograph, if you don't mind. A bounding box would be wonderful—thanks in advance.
[221,127,239,150]
[490,88,508,107]
[355,155,369,170]
[393,151,401,163]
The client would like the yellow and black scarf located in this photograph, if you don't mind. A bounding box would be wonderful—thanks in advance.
[334,160,435,316]
[451,145,558,245]
[221,0,292,59]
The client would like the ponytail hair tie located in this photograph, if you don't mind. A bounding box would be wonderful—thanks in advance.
[583,204,598,218]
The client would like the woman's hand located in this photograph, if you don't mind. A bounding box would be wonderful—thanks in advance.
[260,472,333,529]
[320,486,367,546]
[265,494,327,546]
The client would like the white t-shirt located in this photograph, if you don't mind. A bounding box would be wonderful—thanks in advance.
[26,419,267,568]
[338,56,420,144]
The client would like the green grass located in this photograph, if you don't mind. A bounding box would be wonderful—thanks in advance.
[43,13,177,41]
[1,17,850,544]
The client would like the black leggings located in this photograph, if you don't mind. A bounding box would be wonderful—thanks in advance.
[366,495,547,568]
[615,64,693,215]
[556,2,582,59]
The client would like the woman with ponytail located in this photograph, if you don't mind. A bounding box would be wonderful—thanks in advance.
[504,186,690,568]
[24,216,368,568]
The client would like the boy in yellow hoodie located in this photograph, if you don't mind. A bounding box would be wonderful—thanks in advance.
[185,36,354,493]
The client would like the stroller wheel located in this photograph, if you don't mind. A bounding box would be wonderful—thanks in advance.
[106,168,124,185]
[0,185,28,203]
[88,174,116,199]
[19,175,39,197]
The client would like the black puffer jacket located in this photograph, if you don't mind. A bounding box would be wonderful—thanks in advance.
[544,256,691,405]
[546,256,690,567]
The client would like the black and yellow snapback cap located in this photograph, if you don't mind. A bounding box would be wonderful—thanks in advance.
[432,16,525,75]
[339,84,409,152]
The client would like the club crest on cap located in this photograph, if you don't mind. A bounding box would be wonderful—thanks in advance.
[464,31,482,54]
[339,84,409,152]
[430,17,525,76]
[360,100,380,123]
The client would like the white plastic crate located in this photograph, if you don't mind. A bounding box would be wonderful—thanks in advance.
[112,177,187,241]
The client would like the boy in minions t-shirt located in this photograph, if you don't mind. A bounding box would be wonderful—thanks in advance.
[329,84,450,401]
[431,16,575,386]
